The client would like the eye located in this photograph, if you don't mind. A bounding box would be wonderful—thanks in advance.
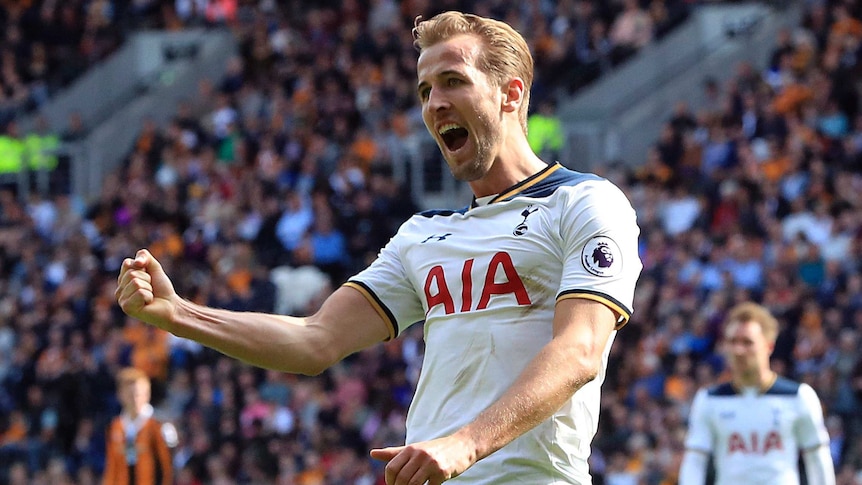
[418,86,431,101]
[447,77,462,87]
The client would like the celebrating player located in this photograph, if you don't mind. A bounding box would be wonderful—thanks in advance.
[679,302,835,485]
[116,11,642,484]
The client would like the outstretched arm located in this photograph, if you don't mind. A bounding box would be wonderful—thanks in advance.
[370,297,616,485]
[116,249,391,375]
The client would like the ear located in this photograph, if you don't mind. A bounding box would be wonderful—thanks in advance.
[501,77,525,113]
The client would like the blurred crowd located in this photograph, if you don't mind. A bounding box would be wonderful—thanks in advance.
[0,0,690,127]
[3,0,862,484]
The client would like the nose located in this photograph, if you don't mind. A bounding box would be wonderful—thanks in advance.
[426,87,450,112]
[729,341,747,356]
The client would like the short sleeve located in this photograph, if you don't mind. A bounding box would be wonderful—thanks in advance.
[794,383,830,450]
[345,234,426,340]
[557,180,642,326]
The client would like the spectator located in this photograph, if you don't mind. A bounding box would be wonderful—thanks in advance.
[103,367,174,485]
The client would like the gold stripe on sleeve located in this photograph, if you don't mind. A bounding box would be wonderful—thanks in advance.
[557,292,631,329]
[343,282,397,341]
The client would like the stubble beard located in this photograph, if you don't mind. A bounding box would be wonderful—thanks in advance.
[447,116,500,182]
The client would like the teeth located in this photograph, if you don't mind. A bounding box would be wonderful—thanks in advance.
[438,123,462,135]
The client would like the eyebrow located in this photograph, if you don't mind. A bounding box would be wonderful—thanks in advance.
[417,69,465,93]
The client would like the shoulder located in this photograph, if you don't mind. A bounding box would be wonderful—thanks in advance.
[491,163,624,206]
[528,165,625,202]
[704,382,736,397]
[764,376,802,396]
[416,206,469,219]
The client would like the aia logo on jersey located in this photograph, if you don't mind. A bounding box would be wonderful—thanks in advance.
[423,251,531,315]
[727,431,784,454]
[581,236,622,277]
[513,205,538,236]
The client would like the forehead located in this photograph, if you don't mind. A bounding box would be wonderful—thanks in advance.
[417,34,483,81]
[724,319,763,339]
[121,379,148,390]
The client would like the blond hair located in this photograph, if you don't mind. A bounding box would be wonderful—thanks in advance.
[725,302,780,343]
[412,11,534,132]
[116,367,150,389]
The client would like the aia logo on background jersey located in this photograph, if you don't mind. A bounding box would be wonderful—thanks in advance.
[581,236,622,277]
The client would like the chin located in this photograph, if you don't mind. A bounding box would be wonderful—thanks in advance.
[448,155,490,182]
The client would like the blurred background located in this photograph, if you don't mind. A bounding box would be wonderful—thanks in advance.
[0,0,861,483]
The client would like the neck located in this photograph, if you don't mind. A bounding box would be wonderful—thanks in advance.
[124,403,151,420]
[469,135,547,197]
[733,367,776,392]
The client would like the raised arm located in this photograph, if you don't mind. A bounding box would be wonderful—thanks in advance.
[370,297,616,485]
[116,249,391,375]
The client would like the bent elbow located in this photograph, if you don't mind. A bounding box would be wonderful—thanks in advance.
[302,340,344,376]
[576,365,600,388]
[569,352,602,389]
[298,349,339,376]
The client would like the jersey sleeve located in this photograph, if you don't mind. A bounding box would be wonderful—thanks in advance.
[345,231,426,340]
[684,388,714,453]
[557,180,642,326]
[794,383,830,450]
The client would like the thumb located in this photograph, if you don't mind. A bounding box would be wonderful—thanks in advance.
[135,249,163,273]
[134,248,175,297]
[370,446,403,462]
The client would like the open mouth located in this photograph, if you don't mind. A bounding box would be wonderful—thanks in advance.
[440,125,469,152]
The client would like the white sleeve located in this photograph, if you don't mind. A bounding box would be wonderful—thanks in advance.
[794,383,830,449]
[678,449,709,485]
[802,445,836,485]
[557,180,642,326]
[684,389,714,453]
[347,228,426,339]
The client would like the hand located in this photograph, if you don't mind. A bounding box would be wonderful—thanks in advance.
[115,249,178,329]
[370,434,477,485]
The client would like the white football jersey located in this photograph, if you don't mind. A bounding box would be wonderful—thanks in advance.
[684,377,830,485]
[345,163,642,484]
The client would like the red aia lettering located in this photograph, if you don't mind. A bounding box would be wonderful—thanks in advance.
[762,431,783,453]
[424,265,455,315]
[423,252,531,315]
[727,431,783,454]
[477,252,531,309]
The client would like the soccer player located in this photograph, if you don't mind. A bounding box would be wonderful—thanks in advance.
[679,302,835,485]
[116,11,642,485]
[103,367,174,485]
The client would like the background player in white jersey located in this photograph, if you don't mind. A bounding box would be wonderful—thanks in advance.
[115,11,642,485]
[679,302,835,485]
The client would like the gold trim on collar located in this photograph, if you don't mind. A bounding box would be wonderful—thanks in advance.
[490,163,562,204]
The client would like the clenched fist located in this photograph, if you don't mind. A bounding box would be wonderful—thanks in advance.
[115,249,179,330]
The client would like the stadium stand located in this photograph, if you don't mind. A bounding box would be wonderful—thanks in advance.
[2,1,862,484]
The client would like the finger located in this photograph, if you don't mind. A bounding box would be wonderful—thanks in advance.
[135,248,151,265]
[370,446,403,462]
[382,449,411,485]
[136,248,164,275]
[117,269,152,295]
[394,455,427,485]
[401,460,432,485]
[117,273,155,306]
[117,281,154,308]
